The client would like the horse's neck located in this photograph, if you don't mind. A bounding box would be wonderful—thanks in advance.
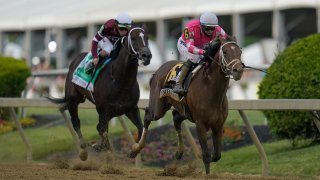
[202,55,230,105]
[109,49,138,85]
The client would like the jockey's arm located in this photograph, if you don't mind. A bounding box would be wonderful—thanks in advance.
[185,38,205,56]
[91,36,103,59]
[215,26,228,39]
[91,25,105,59]
[91,28,105,66]
[183,28,205,56]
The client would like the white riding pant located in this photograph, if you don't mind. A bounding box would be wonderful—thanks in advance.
[84,37,113,70]
[177,37,202,64]
[98,37,113,54]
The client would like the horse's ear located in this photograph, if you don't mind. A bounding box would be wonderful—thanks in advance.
[232,36,237,43]
[141,23,148,32]
[219,35,226,43]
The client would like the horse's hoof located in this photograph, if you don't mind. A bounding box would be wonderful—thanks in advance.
[128,151,137,158]
[79,150,88,161]
[80,143,86,149]
[204,163,210,174]
[91,143,102,152]
[175,151,183,160]
[128,143,141,158]
[131,143,139,151]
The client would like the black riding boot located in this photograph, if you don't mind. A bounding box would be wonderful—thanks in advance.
[85,54,105,74]
[85,62,94,74]
[173,60,194,94]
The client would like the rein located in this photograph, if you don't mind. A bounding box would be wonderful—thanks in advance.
[207,41,268,75]
[243,65,268,73]
[121,27,146,60]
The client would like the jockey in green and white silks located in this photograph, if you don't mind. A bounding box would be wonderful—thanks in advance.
[85,13,132,73]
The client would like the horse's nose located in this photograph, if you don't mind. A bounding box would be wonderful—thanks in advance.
[141,47,152,65]
[233,67,243,74]
[232,65,244,81]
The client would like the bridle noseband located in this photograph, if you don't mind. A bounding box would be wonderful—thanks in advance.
[120,27,147,61]
[218,41,242,78]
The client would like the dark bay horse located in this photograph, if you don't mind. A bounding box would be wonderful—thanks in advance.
[130,36,244,174]
[48,27,152,161]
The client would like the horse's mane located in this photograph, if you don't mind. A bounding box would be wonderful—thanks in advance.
[109,38,123,60]
[203,40,221,65]
[109,25,146,61]
[203,35,237,62]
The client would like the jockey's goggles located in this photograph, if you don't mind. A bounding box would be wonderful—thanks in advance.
[118,27,129,31]
[202,25,216,32]
[118,23,132,28]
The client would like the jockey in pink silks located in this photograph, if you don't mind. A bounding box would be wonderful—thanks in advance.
[173,11,229,94]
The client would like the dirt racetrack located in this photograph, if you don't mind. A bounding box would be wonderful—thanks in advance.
[0,162,309,180]
[0,163,296,180]
[0,149,313,180]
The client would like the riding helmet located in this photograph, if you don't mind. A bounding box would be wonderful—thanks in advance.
[200,12,218,27]
[115,13,132,28]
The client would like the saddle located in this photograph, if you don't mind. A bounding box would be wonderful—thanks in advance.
[71,40,123,92]
[159,62,203,101]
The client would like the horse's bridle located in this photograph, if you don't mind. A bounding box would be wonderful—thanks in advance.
[120,27,147,61]
[214,41,243,79]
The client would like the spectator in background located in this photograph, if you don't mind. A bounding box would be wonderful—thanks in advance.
[27,57,52,98]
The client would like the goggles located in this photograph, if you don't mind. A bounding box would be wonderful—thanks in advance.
[118,27,129,31]
[118,23,132,28]
[202,25,215,32]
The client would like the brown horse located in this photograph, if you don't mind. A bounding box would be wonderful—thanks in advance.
[48,27,152,161]
[130,35,244,174]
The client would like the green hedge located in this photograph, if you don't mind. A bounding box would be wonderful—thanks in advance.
[0,56,31,97]
[0,56,31,120]
[258,34,320,142]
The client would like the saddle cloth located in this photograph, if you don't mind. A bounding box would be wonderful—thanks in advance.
[164,63,183,83]
[72,52,111,92]
[160,62,203,101]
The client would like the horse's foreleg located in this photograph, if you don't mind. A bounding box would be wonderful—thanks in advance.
[129,108,151,158]
[94,112,111,152]
[172,110,185,160]
[125,106,143,142]
[196,122,211,174]
[211,127,223,162]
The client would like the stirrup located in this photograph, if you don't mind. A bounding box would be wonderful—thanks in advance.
[173,85,187,94]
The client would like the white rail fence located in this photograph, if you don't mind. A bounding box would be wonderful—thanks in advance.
[1,98,320,176]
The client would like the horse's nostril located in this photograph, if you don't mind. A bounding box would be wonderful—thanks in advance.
[142,53,152,59]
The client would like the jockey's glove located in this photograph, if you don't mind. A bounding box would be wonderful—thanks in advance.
[203,50,210,57]
[199,59,207,65]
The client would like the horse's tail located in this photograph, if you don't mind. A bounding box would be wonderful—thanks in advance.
[45,96,67,111]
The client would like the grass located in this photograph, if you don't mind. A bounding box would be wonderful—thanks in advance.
[0,107,175,162]
[2,108,319,178]
[212,140,320,178]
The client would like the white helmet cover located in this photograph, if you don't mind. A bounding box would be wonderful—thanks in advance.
[200,12,218,27]
[115,13,132,27]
